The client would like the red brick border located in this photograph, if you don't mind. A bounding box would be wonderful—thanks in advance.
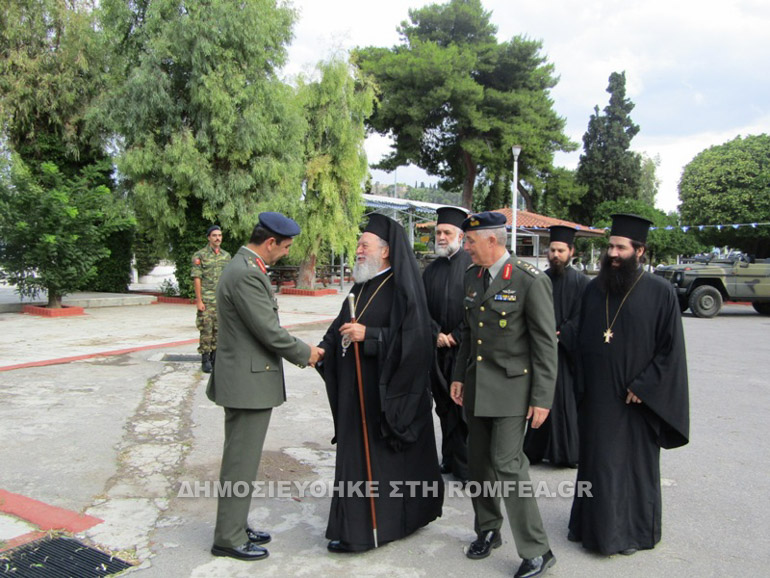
[154,296,195,305]
[21,305,85,317]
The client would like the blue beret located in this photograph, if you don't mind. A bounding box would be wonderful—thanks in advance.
[461,211,507,232]
[258,211,301,238]
[206,225,221,236]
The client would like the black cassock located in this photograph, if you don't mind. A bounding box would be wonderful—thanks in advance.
[422,249,472,479]
[568,272,689,555]
[524,265,589,466]
[318,272,443,550]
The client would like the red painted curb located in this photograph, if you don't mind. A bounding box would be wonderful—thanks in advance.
[0,317,335,372]
[0,489,102,534]
[280,288,338,296]
[21,305,86,317]
[155,296,195,305]
[1,530,48,552]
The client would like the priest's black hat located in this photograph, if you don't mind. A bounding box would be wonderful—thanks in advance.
[610,213,653,244]
[363,213,392,241]
[436,206,469,229]
[461,211,507,232]
[549,225,577,246]
[258,212,301,238]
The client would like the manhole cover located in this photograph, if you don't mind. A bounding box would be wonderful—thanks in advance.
[161,353,200,362]
[0,537,132,577]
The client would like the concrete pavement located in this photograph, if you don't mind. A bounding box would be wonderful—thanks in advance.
[1,292,769,577]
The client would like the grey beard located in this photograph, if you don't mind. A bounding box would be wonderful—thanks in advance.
[352,257,382,284]
[435,240,461,258]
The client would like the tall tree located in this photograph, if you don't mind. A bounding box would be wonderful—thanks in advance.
[354,0,574,209]
[101,0,305,292]
[638,152,661,206]
[575,71,642,224]
[0,0,133,306]
[292,58,375,288]
[679,134,770,258]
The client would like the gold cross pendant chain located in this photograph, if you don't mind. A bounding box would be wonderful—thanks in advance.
[604,271,645,344]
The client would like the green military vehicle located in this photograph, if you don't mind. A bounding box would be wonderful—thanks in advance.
[655,253,770,318]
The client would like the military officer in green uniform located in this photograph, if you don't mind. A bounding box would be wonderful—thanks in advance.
[191,225,231,373]
[450,212,558,578]
[207,212,323,562]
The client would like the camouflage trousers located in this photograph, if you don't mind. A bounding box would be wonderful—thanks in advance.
[196,303,218,354]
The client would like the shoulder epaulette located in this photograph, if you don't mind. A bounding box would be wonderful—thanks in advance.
[515,259,541,277]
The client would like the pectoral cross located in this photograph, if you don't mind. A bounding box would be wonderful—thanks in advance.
[603,328,614,344]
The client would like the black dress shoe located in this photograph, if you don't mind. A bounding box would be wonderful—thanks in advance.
[327,540,371,553]
[514,549,555,578]
[619,548,638,556]
[246,527,271,545]
[466,530,502,559]
[567,531,580,542]
[211,542,269,561]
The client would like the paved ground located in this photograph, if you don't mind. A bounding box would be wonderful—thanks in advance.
[1,289,769,577]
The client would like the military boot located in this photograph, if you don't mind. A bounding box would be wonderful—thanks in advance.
[201,353,213,373]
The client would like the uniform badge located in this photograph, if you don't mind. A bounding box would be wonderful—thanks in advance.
[499,320,507,328]
[255,258,267,274]
[503,263,512,280]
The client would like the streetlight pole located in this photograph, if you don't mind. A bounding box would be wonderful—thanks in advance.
[511,145,522,254]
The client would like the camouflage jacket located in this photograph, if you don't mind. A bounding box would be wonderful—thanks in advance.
[191,245,231,303]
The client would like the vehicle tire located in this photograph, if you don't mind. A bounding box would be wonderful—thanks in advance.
[752,302,770,316]
[689,285,723,318]
[678,296,689,313]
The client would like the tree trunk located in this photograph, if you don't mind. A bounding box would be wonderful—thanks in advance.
[518,182,535,212]
[47,290,63,309]
[298,255,317,289]
[461,150,477,209]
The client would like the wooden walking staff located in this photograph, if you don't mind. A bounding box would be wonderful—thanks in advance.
[347,292,379,548]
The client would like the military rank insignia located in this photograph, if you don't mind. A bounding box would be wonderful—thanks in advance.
[503,263,512,280]
[493,289,517,302]
[255,257,267,274]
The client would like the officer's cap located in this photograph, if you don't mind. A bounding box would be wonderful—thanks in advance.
[258,212,301,238]
[461,211,507,232]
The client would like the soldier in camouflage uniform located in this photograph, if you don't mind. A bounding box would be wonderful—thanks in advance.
[192,225,231,373]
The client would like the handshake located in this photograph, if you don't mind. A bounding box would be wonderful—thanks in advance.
[308,345,325,367]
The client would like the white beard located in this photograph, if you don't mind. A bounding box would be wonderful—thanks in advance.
[435,239,461,258]
[352,254,384,283]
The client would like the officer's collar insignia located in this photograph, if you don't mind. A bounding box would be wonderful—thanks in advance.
[255,257,267,274]
[503,263,512,280]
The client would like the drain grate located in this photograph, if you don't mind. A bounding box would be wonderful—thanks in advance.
[161,353,200,362]
[0,537,133,577]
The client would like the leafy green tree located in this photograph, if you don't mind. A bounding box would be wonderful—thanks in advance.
[0,0,134,305]
[354,0,574,209]
[679,134,770,258]
[292,58,374,288]
[638,152,660,206]
[101,0,305,284]
[575,71,642,224]
[540,167,588,221]
[0,156,132,306]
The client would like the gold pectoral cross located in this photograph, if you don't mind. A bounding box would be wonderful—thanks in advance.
[603,328,614,344]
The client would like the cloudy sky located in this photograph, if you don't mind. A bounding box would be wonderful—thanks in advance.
[281,0,770,213]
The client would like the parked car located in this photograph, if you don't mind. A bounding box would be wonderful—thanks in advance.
[655,255,770,318]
